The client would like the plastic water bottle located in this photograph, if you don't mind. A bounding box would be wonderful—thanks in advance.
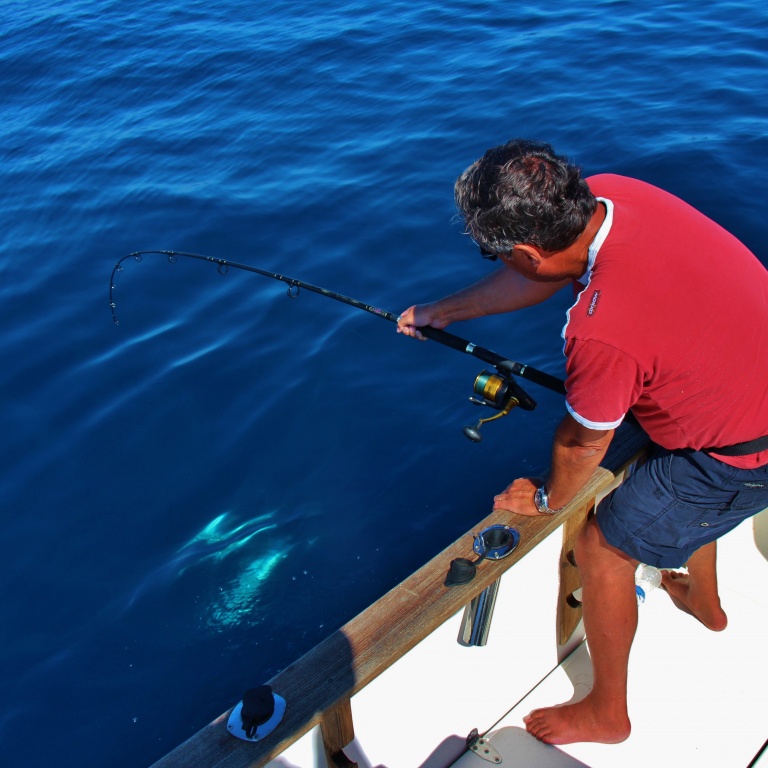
[635,563,662,604]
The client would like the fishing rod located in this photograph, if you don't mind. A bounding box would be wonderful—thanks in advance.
[109,250,566,441]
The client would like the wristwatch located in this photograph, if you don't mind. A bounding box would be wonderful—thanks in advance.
[534,484,564,516]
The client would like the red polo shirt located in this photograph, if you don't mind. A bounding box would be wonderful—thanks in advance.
[563,174,768,469]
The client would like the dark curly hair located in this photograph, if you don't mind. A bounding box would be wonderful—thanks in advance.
[454,139,597,254]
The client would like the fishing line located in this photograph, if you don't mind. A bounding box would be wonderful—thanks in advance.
[109,250,566,441]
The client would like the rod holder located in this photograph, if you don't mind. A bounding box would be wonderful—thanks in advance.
[458,578,501,647]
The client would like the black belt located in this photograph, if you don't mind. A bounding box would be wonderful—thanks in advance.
[706,434,768,457]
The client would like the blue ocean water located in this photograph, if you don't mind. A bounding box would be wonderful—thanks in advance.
[1,1,766,765]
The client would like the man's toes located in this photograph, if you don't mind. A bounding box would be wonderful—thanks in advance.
[524,710,550,741]
[661,570,687,592]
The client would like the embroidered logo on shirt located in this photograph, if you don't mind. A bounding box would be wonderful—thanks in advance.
[587,289,601,317]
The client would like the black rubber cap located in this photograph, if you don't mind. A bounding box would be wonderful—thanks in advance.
[241,685,275,738]
[445,557,476,587]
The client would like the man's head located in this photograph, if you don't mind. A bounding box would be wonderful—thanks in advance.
[454,139,597,257]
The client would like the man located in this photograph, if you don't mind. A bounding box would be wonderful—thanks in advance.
[397,139,768,745]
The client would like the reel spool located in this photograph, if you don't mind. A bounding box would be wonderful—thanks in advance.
[463,370,537,442]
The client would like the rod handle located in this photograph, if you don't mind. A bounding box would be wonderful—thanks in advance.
[415,325,566,396]
[415,324,474,354]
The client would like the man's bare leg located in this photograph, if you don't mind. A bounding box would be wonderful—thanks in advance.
[661,541,727,631]
[524,517,635,744]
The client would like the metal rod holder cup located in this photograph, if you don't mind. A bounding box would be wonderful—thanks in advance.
[458,578,501,647]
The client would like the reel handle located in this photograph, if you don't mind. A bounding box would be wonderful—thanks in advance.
[462,370,538,442]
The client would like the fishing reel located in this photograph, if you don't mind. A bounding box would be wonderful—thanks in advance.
[463,369,537,442]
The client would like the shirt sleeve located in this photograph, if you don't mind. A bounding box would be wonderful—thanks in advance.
[563,337,645,430]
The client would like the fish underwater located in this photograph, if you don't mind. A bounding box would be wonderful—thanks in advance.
[122,511,280,613]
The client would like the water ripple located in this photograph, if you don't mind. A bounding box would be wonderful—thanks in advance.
[1,1,766,766]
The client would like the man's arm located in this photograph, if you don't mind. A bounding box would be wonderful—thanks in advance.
[397,266,569,338]
[493,414,614,516]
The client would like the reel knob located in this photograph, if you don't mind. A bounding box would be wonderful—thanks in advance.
[461,368,537,442]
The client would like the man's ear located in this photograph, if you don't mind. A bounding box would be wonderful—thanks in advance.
[512,244,545,268]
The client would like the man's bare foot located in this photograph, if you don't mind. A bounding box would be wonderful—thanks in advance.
[523,696,631,745]
[661,570,728,631]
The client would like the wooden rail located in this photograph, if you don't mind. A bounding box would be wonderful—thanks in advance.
[151,420,649,768]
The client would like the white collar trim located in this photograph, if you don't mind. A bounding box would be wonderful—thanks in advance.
[577,197,613,286]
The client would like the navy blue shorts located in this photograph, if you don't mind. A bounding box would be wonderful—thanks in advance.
[596,446,768,568]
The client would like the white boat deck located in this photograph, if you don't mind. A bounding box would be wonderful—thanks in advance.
[270,510,768,768]
[457,572,768,768]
